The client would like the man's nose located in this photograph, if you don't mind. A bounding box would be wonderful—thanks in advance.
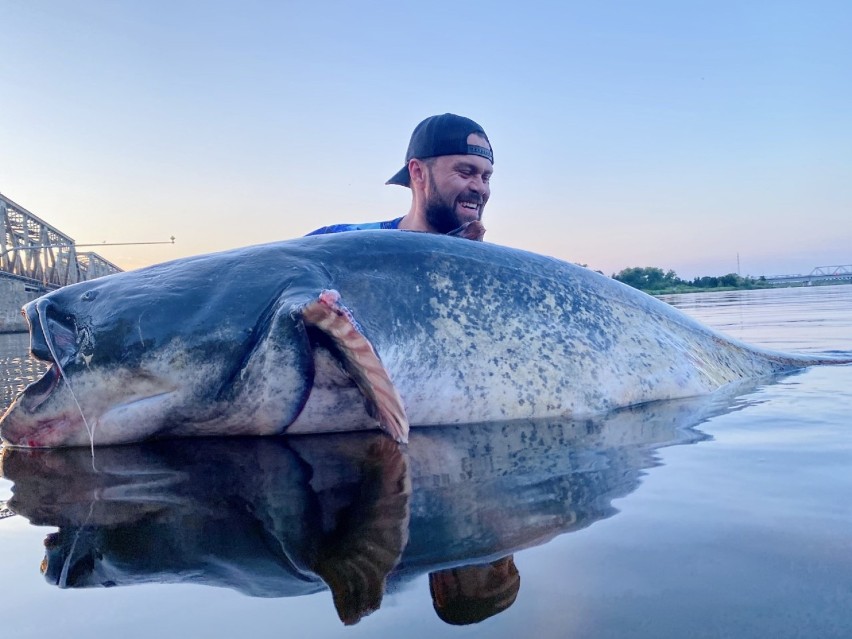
[468,176,488,196]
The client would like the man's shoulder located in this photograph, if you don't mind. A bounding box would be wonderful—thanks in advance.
[306,217,403,236]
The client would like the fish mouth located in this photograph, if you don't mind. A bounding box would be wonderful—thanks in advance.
[8,298,81,415]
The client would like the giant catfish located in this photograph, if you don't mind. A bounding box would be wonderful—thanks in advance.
[1,230,848,448]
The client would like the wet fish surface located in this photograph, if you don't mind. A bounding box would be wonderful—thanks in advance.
[1,230,848,447]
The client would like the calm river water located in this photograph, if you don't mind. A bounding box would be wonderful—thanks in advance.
[1,285,851,638]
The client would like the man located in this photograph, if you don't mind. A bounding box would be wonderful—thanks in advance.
[429,557,521,626]
[307,113,493,239]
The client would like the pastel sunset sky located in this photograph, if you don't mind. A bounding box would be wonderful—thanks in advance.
[2,0,849,279]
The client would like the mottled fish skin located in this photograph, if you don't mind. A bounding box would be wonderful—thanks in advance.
[1,231,848,448]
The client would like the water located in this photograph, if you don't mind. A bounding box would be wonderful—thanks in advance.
[1,286,851,638]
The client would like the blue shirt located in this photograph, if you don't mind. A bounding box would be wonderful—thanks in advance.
[306,217,404,236]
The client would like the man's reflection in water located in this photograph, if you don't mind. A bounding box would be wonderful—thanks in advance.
[429,556,520,625]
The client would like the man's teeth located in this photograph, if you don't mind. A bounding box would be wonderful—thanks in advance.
[460,202,479,210]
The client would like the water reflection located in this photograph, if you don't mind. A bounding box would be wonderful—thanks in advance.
[0,393,748,626]
[0,332,46,412]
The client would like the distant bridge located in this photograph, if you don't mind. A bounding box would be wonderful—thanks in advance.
[1,192,121,290]
[763,265,852,285]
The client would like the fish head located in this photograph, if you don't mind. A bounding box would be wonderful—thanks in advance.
[1,285,198,447]
[1,263,315,448]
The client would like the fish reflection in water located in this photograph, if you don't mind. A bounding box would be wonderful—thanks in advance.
[4,391,754,626]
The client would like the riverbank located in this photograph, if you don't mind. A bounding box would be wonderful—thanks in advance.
[648,280,851,296]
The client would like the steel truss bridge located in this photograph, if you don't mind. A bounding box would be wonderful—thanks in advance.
[763,265,852,285]
[1,192,121,289]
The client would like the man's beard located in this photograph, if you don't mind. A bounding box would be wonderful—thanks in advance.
[424,172,484,234]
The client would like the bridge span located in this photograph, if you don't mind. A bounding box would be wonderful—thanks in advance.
[1,192,122,332]
[764,265,852,285]
[1,192,121,288]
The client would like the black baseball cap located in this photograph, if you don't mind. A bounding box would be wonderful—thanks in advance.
[386,113,493,187]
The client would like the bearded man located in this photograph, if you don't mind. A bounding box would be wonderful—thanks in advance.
[307,113,493,241]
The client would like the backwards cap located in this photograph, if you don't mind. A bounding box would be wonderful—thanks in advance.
[386,113,493,187]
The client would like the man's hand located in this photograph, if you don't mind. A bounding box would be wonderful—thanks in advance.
[448,220,486,242]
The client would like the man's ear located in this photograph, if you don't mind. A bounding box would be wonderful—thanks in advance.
[408,158,427,188]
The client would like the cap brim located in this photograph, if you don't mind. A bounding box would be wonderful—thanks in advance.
[386,165,411,187]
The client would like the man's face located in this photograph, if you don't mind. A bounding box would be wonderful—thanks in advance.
[422,133,493,234]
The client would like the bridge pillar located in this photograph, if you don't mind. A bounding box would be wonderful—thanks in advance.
[0,273,46,333]
[0,200,7,274]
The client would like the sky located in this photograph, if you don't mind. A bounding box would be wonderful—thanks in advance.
[1,0,850,280]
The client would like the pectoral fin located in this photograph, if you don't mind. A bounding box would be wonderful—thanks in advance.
[300,290,409,444]
[309,436,411,625]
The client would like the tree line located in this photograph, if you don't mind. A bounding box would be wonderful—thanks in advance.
[611,266,768,293]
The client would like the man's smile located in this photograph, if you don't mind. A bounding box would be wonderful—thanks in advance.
[458,195,484,214]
